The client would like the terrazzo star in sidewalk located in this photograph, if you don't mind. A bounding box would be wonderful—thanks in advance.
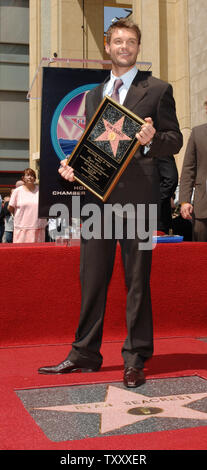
[35,386,207,435]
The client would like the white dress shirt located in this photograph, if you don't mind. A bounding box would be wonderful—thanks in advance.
[103,66,138,104]
[103,66,152,152]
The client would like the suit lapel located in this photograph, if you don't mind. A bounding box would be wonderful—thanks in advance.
[88,71,151,114]
[90,77,108,108]
[93,83,104,105]
[123,71,150,111]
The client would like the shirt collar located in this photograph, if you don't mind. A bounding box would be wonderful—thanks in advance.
[110,66,138,89]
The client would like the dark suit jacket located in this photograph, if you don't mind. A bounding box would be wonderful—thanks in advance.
[85,71,183,208]
[179,123,207,219]
[157,155,178,232]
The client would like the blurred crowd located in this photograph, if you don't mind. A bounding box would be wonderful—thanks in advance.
[0,166,193,244]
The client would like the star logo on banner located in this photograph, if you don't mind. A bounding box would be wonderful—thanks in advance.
[35,385,207,434]
[95,117,131,158]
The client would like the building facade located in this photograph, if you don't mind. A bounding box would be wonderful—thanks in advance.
[0,0,29,194]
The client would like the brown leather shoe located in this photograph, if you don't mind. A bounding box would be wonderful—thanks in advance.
[38,359,100,375]
[123,367,146,388]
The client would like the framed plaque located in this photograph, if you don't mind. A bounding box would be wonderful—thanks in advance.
[67,95,145,201]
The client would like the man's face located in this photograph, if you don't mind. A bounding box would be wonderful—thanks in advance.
[105,27,140,72]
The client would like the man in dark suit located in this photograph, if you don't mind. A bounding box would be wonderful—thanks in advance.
[179,121,207,240]
[39,18,183,387]
[157,155,178,234]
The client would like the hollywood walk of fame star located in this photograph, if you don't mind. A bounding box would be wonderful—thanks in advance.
[35,385,207,434]
[95,117,132,158]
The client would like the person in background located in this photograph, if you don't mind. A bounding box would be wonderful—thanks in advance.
[8,168,47,243]
[0,194,4,242]
[47,217,62,242]
[171,193,192,241]
[15,180,24,188]
[179,100,207,241]
[3,190,14,243]
[157,155,178,234]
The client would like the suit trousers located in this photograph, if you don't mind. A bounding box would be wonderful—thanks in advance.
[193,218,207,241]
[68,219,153,369]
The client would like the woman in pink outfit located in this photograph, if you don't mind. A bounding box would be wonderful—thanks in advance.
[8,168,47,243]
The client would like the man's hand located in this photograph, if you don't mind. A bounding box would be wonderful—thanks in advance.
[58,159,75,182]
[136,117,156,146]
[180,202,193,220]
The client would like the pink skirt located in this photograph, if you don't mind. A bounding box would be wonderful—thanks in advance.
[13,228,45,243]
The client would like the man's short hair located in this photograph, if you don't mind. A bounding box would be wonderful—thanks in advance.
[106,18,141,45]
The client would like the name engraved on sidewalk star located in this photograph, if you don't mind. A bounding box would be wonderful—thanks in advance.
[34,385,207,434]
[15,377,207,441]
